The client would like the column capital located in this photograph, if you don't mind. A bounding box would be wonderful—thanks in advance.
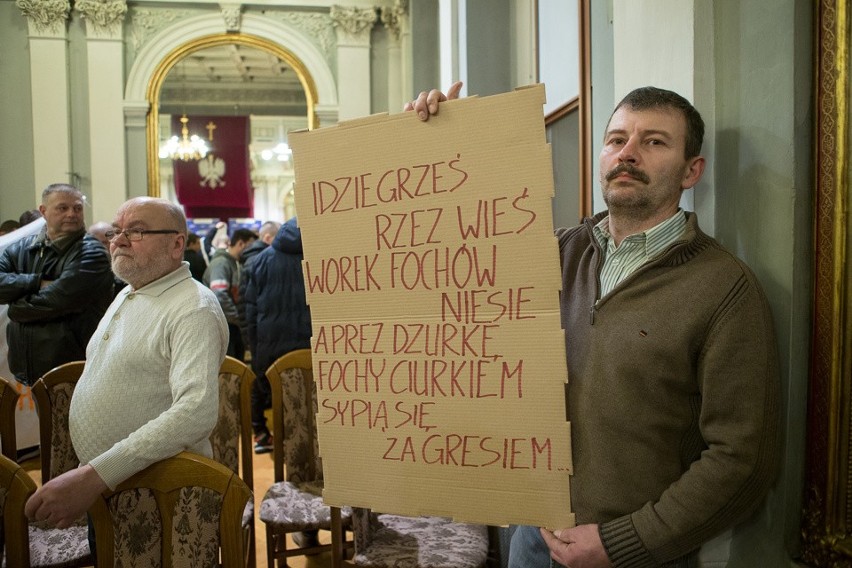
[75,0,128,39]
[380,0,407,42]
[330,5,377,46]
[15,0,70,37]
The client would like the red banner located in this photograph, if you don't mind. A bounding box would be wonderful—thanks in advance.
[172,115,253,219]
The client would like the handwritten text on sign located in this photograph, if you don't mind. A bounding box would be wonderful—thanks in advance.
[292,85,574,528]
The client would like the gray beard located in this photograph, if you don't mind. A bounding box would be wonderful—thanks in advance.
[112,255,171,289]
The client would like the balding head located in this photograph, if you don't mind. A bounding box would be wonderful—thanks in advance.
[88,221,113,247]
[110,197,188,289]
[131,197,185,232]
[258,221,281,245]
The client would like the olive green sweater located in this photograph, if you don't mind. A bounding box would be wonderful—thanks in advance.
[556,212,780,567]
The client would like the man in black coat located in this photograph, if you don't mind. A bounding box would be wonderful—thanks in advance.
[243,217,311,453]
[0,183,114,386]
[183,232,207,281]
[237,220,280,342]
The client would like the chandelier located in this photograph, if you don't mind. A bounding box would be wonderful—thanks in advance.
[158,115,209,161]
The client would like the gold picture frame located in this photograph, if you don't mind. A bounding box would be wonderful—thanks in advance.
[801,0,851,564]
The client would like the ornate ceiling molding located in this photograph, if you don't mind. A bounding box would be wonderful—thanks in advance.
[129,8,196,54]
[380,0,407,41]
[161,86,307,105]
[330,5,377,45]
[76,0,128,38]
[264,11,336,63]
[219,3,242,32]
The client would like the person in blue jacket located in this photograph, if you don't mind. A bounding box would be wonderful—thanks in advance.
[243,217,312,453]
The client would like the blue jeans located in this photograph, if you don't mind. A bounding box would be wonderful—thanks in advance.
[508,525,565,568]
[509,523,698,568]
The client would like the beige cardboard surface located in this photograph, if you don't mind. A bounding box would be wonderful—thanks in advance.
[290,84,574,528]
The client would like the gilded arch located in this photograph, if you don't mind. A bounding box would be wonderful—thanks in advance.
[123,13,338,196]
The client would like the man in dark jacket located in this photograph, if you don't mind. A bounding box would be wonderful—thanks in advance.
[203,227,257,360]
[0,183,114,385]
[237,220,280,341]
[183,232,207,282]
[244,217,311,453]
[241,221,280,267]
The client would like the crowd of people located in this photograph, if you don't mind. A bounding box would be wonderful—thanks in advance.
[0,189,309,558]
[0,81,780,568]
[1,190,308,456]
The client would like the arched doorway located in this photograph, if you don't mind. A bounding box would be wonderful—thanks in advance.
[123,13,339,202]
[147,33,316,220]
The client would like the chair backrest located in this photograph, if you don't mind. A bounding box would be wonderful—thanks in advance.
[0,453,38,568]
[210,355,255,491]
[0,376,20,461]
[265,349,321,484]
[89,451,252,568]
[31,361,86,482]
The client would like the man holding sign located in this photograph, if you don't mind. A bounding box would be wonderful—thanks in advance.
[408,84,780,568]
[293,83,574,542]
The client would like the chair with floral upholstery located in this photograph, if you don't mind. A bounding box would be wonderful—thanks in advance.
[0,376,19,461]
[0,453,92,568]
[330,506,490,568]
[1,453,36,567]
[27,361,94,567]
[210,355,257,568]
[260,348,353,567]
[89,451,252,568]
[31,361,86,483]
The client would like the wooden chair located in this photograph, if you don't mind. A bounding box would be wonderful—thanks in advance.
[331,506,489,568]
[260,349,352,567]
[0,375,20,460]
[27,361,94,567]
[0,453,36,567]
[31,360,86,482]
[0,453,92,568]
[89,451,252,568]
[210,355,257,568]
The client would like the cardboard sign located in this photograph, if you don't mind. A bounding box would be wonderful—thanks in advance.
[291,84,574,528]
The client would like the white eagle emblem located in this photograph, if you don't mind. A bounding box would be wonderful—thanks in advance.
[199,154,226,189]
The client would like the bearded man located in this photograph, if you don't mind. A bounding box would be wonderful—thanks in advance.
[25,197,228,547]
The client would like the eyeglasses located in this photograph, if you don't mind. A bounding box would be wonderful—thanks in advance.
[104,228,180,242]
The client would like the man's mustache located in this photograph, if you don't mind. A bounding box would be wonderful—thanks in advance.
[605,163,650,184]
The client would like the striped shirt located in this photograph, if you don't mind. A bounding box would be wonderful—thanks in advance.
[592,210,687,297]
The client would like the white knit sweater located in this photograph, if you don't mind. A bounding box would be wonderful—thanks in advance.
[69,263,228,489]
